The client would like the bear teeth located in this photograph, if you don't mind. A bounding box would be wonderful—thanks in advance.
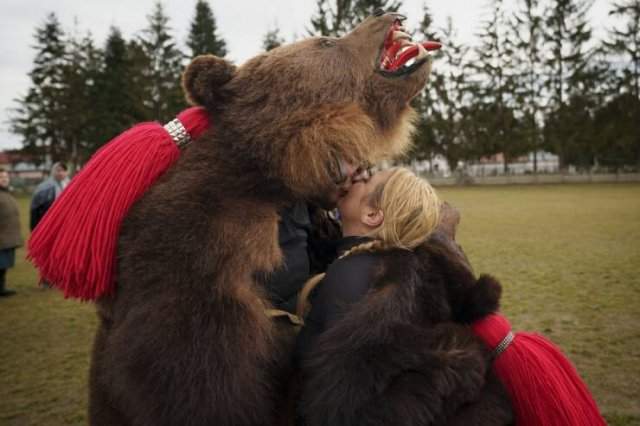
[415,43,428,61]
[392,31,412,42]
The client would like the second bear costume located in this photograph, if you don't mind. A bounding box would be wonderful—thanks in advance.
[298,235,514,426]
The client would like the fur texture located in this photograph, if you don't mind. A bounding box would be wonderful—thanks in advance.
[299,237,514,426]
[89,12,433,426]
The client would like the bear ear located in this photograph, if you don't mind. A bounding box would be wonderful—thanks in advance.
[420,238,501,323]
[182,54,236,108]
[456,274,502,323]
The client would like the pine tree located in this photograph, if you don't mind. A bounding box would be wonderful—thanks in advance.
[544,0,592,106]
[543,0,599,169]
[93,27,147,153]
[411,14,475,173]
[512,0,545,171]
[58,27,103,169]
[263,26,285,51]
[604,0,640,98]
[187,0,227,58]
[139,2,187,122]
[309,0,353,37]
[10,13,67,165]
[126,39,155,123]
[309,0,402,37]
[410,4,440,165]
[599,0,640,168]
[432,18,473,173]
[417,2,436,40]
[593,92,640,169]
[469,0,523,171]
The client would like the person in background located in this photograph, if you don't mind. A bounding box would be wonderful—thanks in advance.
[0,168,24,297]
[30,162,69,230]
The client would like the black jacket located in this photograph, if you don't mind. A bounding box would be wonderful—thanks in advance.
[30,184,56,231]
[295,236,374,361]
[262,202,342,313]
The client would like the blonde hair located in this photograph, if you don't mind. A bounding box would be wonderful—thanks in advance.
[297,168,441,317]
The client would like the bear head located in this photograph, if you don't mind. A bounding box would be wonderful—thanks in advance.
[182,12,434,206]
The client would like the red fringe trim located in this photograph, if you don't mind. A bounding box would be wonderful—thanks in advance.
[472,314,607,426]
[28,107,210,300]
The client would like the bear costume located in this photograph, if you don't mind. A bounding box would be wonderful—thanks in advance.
[298,235,515,426]
[88,12,436,426]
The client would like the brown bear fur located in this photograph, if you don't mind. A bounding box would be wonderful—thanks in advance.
[89,12,433,426]
[299,236,514,426]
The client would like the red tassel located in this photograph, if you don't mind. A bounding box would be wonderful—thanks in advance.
[28,107,210,301]
[471,314,606,426]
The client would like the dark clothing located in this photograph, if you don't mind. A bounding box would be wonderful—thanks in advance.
[30,164,69,230]
[0,249,16,270]
[263,202,342,313]
[305,206,342,276]
[29,184,57,230]
[0,186,22,295]
[263,201,312,312]
[0,268,8,293]
[295,236,374,361]
[0,187,24,250]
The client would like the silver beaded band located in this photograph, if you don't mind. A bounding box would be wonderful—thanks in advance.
[493,331,515,358]
[164,118,191,148]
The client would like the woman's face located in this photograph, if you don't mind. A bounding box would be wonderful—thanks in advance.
[337,169,393,223]
[0,172,9,189]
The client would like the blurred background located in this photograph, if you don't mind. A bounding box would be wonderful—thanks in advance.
[0,0,638,425]
[1,0,638,180]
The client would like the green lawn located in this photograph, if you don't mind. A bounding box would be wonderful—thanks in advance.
[1,184,639,425]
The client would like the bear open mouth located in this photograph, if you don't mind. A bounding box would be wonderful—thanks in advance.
[379,19,442,77]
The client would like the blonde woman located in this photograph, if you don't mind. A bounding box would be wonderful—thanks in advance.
[294,167,513,426]
[295,167,440,344]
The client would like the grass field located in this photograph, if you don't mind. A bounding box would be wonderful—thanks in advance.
[1,183,639,425]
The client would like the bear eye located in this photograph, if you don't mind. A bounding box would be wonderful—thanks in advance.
[320,38,337,48]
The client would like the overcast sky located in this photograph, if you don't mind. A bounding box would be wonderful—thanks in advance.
[0,0,615,150]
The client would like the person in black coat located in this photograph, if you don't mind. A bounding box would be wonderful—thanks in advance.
[29,162,69,231]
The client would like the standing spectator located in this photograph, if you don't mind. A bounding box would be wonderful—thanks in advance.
[30,162,69,230]
[0,168,24,297]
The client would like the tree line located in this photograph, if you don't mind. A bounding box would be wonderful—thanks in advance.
[10,0,227,170]
[9,0,640,172]
[410,0,639,173]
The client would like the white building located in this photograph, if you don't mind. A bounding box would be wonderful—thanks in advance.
[466,151,560,176]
